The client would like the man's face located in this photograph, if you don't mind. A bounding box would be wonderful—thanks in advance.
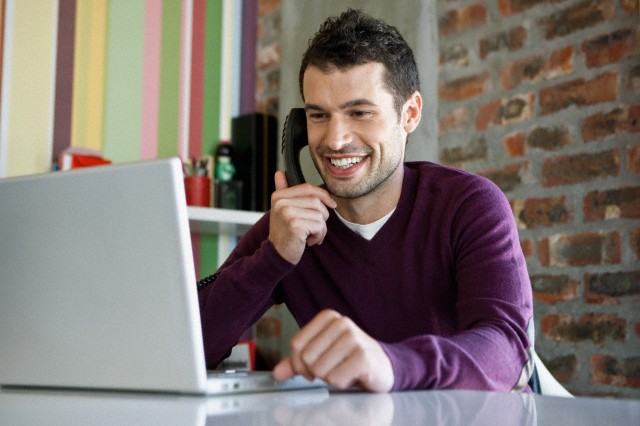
[302,63,408,200]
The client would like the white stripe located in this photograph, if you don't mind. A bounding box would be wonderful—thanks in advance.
[179,0,193,161]
[0,0,16,178]
[217,0,241,264]
[230,0,242,119]
[46,0,60,170]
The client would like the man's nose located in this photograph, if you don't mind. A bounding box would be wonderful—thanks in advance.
[324,116,351,150]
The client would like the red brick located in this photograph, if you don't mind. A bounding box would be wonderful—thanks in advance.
[257,43,280,70]
[542,149,620,187]
[629,105,640,133]
[581,28,640,68]
[256,316,281,339]
[441,44,470,66]
[585,271,640,304]
[479,26,527,59]
[538,237,550,266]
[439,72,490,101]
[527,126,571,151]
[439,3,487,36]
[498,0,549,17]
[520,238,534,257]
[539,0,616,40]
[584,186,640,221]
[530,273,579,304]
[631,227,640,260]
[542,313,626,344]
[502,93,535,124]
[538,231,621,267]
[439,107,469,135]
[257,0,280,17]
[513,196,571,229]
[581,105,640,142]
[629,64,640,93]
[475,100,502,131]
[440,138,488,165]
[591,355,640,388]
[479,161,529,192]
[622,0,639,14]
[503,132,526,157]
[539,72,618,115]
[500,46,573,91]
[541,354,578,383]
[629,143,640,173]
[475,93,535,130]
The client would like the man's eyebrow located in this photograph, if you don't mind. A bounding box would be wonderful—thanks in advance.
[305,99,378,112]
[339,99,377,109]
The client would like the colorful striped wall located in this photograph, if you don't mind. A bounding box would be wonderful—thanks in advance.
[0,0,256,277]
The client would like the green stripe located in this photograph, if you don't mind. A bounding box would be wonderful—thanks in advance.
[157,0,182,158]
[202,0,222,157]
[103,0,145,162]
[199,0,224,276]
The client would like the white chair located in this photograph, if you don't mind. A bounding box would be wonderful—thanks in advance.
[533,352,573,397]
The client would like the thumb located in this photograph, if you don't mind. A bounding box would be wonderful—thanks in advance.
[274,170,290,191]
[272,357,295,381]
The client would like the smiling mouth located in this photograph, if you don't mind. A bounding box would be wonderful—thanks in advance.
[330,157,363,170]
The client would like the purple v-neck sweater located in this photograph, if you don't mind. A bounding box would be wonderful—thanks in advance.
[198,162,533,391]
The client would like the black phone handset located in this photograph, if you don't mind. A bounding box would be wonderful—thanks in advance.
[281,108,308,186]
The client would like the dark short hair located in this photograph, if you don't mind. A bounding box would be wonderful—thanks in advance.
[299,9,420,114]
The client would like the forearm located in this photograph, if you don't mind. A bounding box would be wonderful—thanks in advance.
[198,216,295,367]
[381,315,531,391]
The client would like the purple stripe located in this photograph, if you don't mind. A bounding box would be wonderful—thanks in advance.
[240,0,256,114]
[51,0,76,164]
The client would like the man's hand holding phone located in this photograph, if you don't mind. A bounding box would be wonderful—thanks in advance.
[269,171,337,265]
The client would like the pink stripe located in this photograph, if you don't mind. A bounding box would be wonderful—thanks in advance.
[141,0,162,160]
[188,0,206,158]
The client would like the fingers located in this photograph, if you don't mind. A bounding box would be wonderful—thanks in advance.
[276,310,395,392]
[269,171,337,264]
[272,171,337,210]
[274,170,289,191]
[272,357,295,381]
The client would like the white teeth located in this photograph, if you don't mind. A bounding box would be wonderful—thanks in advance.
[330,157,362,169]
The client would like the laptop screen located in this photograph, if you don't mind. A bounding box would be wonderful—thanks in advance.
[0,158,208,393]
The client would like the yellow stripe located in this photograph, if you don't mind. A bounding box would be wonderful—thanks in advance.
[4,0,57,176]
[71,0,108,151]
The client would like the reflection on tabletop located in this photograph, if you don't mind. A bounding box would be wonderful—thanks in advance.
[1,387,640,426]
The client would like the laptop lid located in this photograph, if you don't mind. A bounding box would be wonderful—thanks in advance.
[0,158,208,394]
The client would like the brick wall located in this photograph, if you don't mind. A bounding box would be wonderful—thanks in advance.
[438,0,639,398]
[256,0,282,116]
[254,0,640,397]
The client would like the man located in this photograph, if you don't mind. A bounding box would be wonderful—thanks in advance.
[198,9,534,393]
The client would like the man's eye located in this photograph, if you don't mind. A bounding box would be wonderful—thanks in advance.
[308,113,328,122]
[351,110,371,118]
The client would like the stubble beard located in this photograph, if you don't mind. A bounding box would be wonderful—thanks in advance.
[314,127,405,200]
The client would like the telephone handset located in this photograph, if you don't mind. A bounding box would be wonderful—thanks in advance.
[281,108,308,186]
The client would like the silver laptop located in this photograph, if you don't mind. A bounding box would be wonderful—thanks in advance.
[0,158,324,395]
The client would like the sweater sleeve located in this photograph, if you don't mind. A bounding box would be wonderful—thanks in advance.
[197,212,294,368]
[381,177,533,391]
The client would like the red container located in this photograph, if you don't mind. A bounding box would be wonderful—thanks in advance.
[184,175,211,207]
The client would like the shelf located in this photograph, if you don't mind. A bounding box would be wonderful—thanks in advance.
[187,206,264,236]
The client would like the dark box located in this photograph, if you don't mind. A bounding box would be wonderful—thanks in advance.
[232,113,278,211]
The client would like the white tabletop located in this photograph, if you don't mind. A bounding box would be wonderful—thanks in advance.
[1,387,639,425]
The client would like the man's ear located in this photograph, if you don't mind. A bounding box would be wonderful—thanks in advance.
[402,91,422,133]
